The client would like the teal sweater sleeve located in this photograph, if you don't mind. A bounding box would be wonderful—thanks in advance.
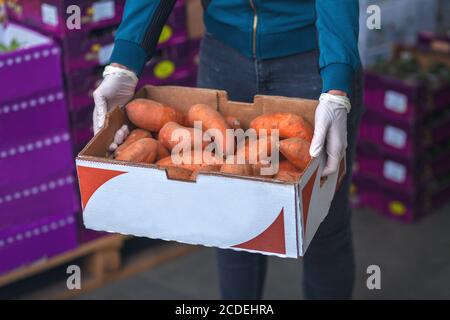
[315,0,361,94]
[109,0,176,76]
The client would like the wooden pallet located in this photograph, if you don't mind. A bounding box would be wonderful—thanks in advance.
[0,235,198,299]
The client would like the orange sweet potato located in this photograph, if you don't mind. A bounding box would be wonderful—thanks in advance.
[278,159,301,173]
[187,104,233,155]
[225,115,242,130]
[157,151,222,173]
[156,142,170,160]
[114,128,152,158]
[250,113,313,142]
[235,136,273,163]
[115,138,159,164]
[279,137,311,171]
[158,121,209,151]
[126,98,185,132]
[220,163,253,176]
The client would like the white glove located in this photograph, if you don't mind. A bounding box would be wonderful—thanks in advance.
[93,65,138,135]
[108,124,130,152]
[309,93,351,177]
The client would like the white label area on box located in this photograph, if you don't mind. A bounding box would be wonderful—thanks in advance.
[41,4,59,27]
[384,90,407,114]
[383,160,406,183]
[98,43,114,65]
[93,1,115,22]
[383,125,407,149]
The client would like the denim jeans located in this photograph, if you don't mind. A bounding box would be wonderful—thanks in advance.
[196,33,363,300]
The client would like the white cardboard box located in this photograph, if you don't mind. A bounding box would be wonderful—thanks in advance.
[76,86,345,258]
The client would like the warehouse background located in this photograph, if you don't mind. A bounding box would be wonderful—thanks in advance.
[0,0,449,299]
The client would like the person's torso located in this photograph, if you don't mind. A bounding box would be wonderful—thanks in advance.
[202,0,318,60]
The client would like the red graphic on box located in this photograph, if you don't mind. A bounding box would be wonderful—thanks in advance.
[77,166,126,209]
[302,168,318,237]
[232,208,286,254]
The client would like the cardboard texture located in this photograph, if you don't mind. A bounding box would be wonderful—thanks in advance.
[76,86,345,258]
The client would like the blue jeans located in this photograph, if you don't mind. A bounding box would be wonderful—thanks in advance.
[196,33,363,300]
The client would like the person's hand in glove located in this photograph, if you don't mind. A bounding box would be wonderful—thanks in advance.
[92,63,138,136]
[309,91,351,177]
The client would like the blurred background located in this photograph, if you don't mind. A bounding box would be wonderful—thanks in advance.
[0,0,449,300]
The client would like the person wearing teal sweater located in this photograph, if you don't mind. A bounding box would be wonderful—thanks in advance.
[93,0,362,299]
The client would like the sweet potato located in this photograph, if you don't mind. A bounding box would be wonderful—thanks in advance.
[220,163,253,176]
[115,138,159,164]
[187,104,233,155]
[250,113,313,142]
[236,136,273,163]
[279,137,311,171]
[225,115,241,130]
[114,128,152,158]
[278,159,301,173]
[274,170,302,183]
[156,142,170,160]
[156,151,222,173]
[158,121,209,151]
[274,160,303,182]
[126,98,185,132]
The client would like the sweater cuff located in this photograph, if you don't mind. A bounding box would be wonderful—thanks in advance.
[320,63,353,95]
[109,39,149,77]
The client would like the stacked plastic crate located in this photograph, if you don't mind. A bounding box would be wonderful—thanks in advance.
[0,21,78,274]
[6,0,202,242]
[352,42,450,222]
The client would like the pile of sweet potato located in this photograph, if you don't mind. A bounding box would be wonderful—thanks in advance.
[110,98,313,183]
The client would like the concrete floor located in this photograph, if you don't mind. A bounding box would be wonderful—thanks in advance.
[77,205,450,300]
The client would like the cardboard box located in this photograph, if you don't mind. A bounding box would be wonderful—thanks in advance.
[0,23,63,104]
[0,210,78,275]
[5,0,125,39]
[186,0,204,40]
[76,86,346,258]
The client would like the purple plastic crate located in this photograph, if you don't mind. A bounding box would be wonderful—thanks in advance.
[6,0,125,39]
[358,109,450,158]
[0,130,75,192]
[60,27,188,74]
[72,119,94,153]
[0,23,63,104]
[354,145,450,195]
[364,71,450,126]
[165,0,187,33]
[61,25,116,73]
[66,67,102,111]
[0,211,78,276]
[417,31,450,53]
[0,88,69,143]
[0,171,79,230]
[352,174,450,223]
[76,213,106,244]
[139,55,198,89]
